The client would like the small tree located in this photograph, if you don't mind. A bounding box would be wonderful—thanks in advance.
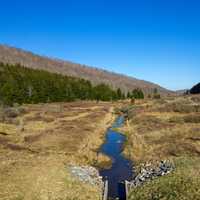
[131,88,144,99]
[117,88,122,99]
[127,91,131,98]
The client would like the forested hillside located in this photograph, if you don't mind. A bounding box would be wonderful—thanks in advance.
[190,82,200,94]
[0,63,125,105]
[0,45,172,95]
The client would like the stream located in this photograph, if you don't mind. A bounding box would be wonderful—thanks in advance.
[99,116,133,200]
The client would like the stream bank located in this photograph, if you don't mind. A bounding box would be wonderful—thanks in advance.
[99,115,134,200]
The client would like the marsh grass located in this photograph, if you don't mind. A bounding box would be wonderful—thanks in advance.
[0,101,117,200]
[123,95,200,199]
[128,157,200,200]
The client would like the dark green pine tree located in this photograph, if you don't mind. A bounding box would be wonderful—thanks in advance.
[127,91,131,98]
[0,62,121,105]
[117,88,122,99]
[131,88,144,99]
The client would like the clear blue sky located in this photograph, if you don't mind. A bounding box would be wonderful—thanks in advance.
[0,0,199,90]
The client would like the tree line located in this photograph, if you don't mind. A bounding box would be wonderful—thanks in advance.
[127,88,144,99]
[0,63,147,106]
[0,63,130,105]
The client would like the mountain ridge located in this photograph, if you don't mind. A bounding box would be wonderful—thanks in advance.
[0,44,173,95]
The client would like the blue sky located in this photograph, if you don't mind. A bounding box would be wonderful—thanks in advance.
[0,0,200,90]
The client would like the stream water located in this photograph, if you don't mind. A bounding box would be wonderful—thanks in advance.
[99,116,133,200]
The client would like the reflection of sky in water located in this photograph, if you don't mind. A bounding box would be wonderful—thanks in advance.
[99,116,133,199]
[111,116,125,129]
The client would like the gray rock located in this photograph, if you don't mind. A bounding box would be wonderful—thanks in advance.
[68,165,103,188]
[127,160,174,189]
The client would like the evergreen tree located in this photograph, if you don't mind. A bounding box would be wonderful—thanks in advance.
[0,63,120,105]
[131,88,144,99]
[117,88,122,99]
[127,91,131,98]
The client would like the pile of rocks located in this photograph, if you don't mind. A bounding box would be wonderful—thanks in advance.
[68,165,103,187]
[128,160,174,188]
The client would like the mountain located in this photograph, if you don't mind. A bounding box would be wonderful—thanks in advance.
[190,82,200,94]
[176,89,188,95]
[0,44,172,95]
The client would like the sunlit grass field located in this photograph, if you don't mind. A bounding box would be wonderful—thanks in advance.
[122,95,200,200]
[0,101,116,200]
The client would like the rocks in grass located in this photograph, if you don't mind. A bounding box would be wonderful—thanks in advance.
[128,160,174,188]
[68,165,103,187]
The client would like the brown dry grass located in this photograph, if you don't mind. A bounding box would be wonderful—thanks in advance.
[0,101,117,200]
[121,95,200,199]
[122,95,200,164]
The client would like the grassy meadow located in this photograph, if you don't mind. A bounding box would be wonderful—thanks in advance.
[1,95,200,200]
[0,101,117,200]
[120,95,200,200]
